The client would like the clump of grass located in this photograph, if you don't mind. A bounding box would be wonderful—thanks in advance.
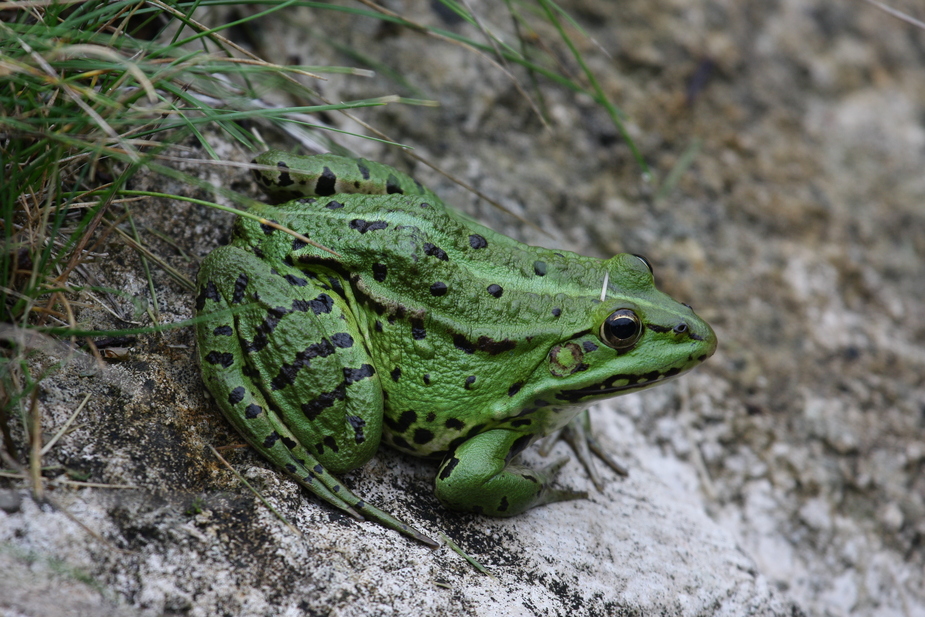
[0,0,387,489]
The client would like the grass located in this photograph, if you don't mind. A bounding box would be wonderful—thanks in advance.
[0,0,641,502]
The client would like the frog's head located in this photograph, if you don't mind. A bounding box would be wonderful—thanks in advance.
[535,253,717,406]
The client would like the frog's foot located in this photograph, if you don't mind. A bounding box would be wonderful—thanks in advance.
[286,466,439,549]
[434,429,587,516]
[536,455,588,503]
[228,425,439,548]
[538,409,628,491]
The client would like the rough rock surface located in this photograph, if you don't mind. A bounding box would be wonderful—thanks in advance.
[3,1,924,615]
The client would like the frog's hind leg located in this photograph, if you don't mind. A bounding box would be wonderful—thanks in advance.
[434,429,587,516]
[196,246,437,547]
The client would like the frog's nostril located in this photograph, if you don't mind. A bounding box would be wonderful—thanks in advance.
[673,323,688,335]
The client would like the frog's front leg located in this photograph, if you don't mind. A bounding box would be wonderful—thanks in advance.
[538,409,629,490]
[196,246,436,547]
[434,429,587,516]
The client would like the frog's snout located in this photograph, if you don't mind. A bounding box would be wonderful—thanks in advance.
[683,318,717,360]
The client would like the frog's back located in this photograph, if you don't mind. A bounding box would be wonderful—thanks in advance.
[237,193,606,337]
[246,151,603,324]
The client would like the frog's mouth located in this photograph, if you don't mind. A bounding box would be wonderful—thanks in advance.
[553,365,685,403]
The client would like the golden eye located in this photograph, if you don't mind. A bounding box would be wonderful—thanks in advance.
[599,308,643,350]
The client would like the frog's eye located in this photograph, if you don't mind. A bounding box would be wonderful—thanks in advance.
[599,308,643,350]
[631,254,654,275]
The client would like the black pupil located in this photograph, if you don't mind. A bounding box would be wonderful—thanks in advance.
[607,316,637,340]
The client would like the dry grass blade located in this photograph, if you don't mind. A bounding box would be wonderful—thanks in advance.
[40,393,91,457]
[859,0,925,30]
[28,390,43,500]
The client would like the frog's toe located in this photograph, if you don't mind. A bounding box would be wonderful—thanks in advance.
[534,456,588,505]
[351,500,440,549]
[559,410,629,491]
[583,430,629,478]
[540,487,589,505]
[537,454,571,477]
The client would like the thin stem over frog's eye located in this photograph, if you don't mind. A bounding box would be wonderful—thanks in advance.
[599,309,643,350]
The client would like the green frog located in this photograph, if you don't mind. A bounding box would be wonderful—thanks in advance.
[195,150,717,547]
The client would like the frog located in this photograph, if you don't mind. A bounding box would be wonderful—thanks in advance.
[194,150,717,547]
